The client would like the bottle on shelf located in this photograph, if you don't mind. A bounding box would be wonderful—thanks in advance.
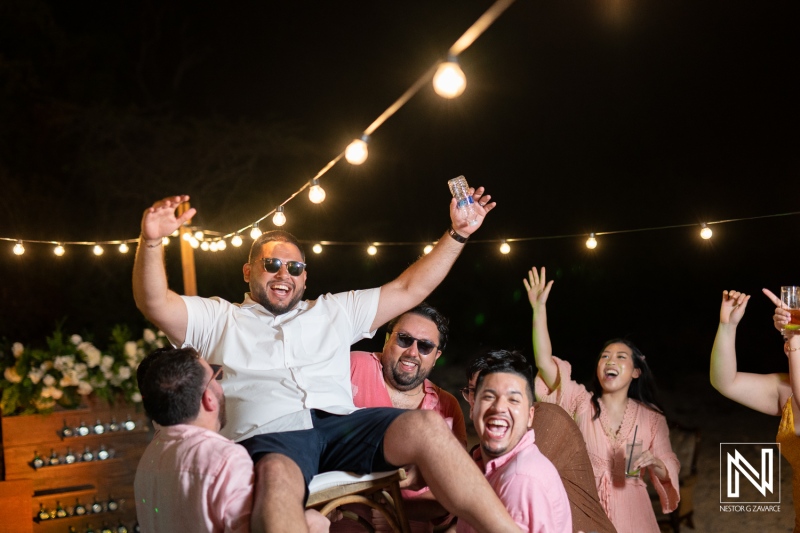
[133,521,140,533]
[106,494,118,512]
[93,419,106,435]
[100,523,114,533]
[74,498,87,516]
[82,446,94,462]
[68,526,78,533]
[36,502,50,521]
[85,525,96,533]
[116,520,129,533]
[108,417,120,432]
[97,444,110,461]
[64,447,77,464]
[32,450,45,469]
[55,500,68,518]
[90,496,103,514]
[48,448,61,466]
[61,419,74,438]
[76,420,90,436]
[123,415,136,431]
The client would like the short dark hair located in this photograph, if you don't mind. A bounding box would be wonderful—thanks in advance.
[474,349,535,403]
[386,302,449,352]
[248,230,306,263]
[466,348,528,381]
[137,347,207,426]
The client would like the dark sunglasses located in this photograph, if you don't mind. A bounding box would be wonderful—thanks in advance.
[394,332,438,356]
[205,364,224,389]
[258,257,306,276]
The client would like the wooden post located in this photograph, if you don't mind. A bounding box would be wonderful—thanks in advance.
[177,202,197,296]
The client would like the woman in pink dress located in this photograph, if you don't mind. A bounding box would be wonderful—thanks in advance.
[523,267,680,533]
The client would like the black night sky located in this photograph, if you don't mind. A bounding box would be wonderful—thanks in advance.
[1,0,799,392]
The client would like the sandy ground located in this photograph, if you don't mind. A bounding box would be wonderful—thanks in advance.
[440,368,795,533]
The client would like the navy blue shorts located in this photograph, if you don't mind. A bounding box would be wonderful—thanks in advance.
[240,408,406,498]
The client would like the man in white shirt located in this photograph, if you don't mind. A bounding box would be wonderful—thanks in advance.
[132,191,524,533]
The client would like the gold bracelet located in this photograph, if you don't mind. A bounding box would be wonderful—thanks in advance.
[787,345,800,353]
[141,235,163,248]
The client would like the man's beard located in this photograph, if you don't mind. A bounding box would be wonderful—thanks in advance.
[385,359,430,391]
[217,391,227,430]
[251,284,305,315]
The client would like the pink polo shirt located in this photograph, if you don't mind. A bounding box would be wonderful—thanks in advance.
[134,424,254,533]
[457,430,572,533]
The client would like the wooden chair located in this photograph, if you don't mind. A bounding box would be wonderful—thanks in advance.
[306,469,411,533]
[650,424,701,533]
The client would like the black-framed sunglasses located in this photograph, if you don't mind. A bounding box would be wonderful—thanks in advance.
[394,332,438,356]
[205,364,224,389]
[459,386,475,402]
[258,257,306,276]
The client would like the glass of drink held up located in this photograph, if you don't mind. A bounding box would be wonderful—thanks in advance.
[781,286,800,336]
[625,440,643,477]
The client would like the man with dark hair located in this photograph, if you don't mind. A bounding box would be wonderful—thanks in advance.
[462,350,617,533]
[134,347,329,533]
[344,303,464,532]
[461,350,572,533]
[133,193,525,533]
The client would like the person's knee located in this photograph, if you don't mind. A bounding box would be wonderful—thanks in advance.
[255,453,305,493]
[391,410,451,443]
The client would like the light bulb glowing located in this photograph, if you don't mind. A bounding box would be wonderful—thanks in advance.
[250,224,262,240]
[93,245,104,256]
[423,244,434,255]
[54,244,65,256]
[162,236,170,246]
[118,243,129,254]
[345,135,369,165]
[171,229,180,237]
[433,57,466,98]
[700,224,712,240]
[367,245,378,256]
[312,243,323,254]
[586,233,598,249]
[273,206,286,227]
[200,241,210,251]
[182,232,191,241]
[217,239,227,250]
[308,179,326,204]
[499,241,511,254]
[194,230,204,241]
[209,241,218,252]
[13,241,24,255]
[189,237,199,249]
[231,234,243,247]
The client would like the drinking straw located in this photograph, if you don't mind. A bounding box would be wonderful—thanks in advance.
[627,424,639,474]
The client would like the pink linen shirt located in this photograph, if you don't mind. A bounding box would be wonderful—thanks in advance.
[457,430,572,533]
[334,351,466,533]
[535,357,680,533]
[134,424,254,533]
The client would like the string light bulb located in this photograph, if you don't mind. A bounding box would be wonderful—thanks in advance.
[700,223,712,240]
[345,135,370,165]
[586,233,598,249]
[231,233,243,247]
[54,244,65,256]
[189,237,200,249]
[499,241,511,254]
[182,232,191,241]
[250,223,262,240]
[308,178,326,204]
[367,244,378,256]
[217,239,227,251]
[162,236,170,246]
[200,241,210,251]
[423,244,434,255]
[312,243,323,254]
[433,56,466,98]
[273,206,286,227]
[13,241,24,255]
[194,230,204,241]
[93,245,104,256]
[118,243,129,254]
[209,241,218,252]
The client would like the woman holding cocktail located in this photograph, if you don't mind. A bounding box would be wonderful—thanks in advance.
[524,267,680,533]
[710,288,800,532]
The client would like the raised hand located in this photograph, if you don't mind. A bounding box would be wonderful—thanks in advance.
[523,267,554,310]
[763,288,793,334]
[449,186,496,237]
[141,195,197,241]
[720,290,750,325]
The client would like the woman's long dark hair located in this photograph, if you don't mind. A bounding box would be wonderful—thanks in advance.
[589,338,664,420]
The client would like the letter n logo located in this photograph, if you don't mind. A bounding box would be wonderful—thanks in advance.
[720,443,780,504]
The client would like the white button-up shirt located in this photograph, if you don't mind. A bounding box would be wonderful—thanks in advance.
[179,288,380,441]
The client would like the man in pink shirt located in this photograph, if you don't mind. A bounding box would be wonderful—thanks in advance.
[134,347,329,533]
[346,303,464,532]
[459,352,572,533]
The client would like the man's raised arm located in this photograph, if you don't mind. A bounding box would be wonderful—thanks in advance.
[132,195,196,345]
[371,186,496,331]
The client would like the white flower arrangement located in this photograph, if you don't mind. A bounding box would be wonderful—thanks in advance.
[0,325,169,416]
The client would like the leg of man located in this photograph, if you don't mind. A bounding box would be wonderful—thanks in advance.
[383,410,521,533]
[252,453,308,533]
